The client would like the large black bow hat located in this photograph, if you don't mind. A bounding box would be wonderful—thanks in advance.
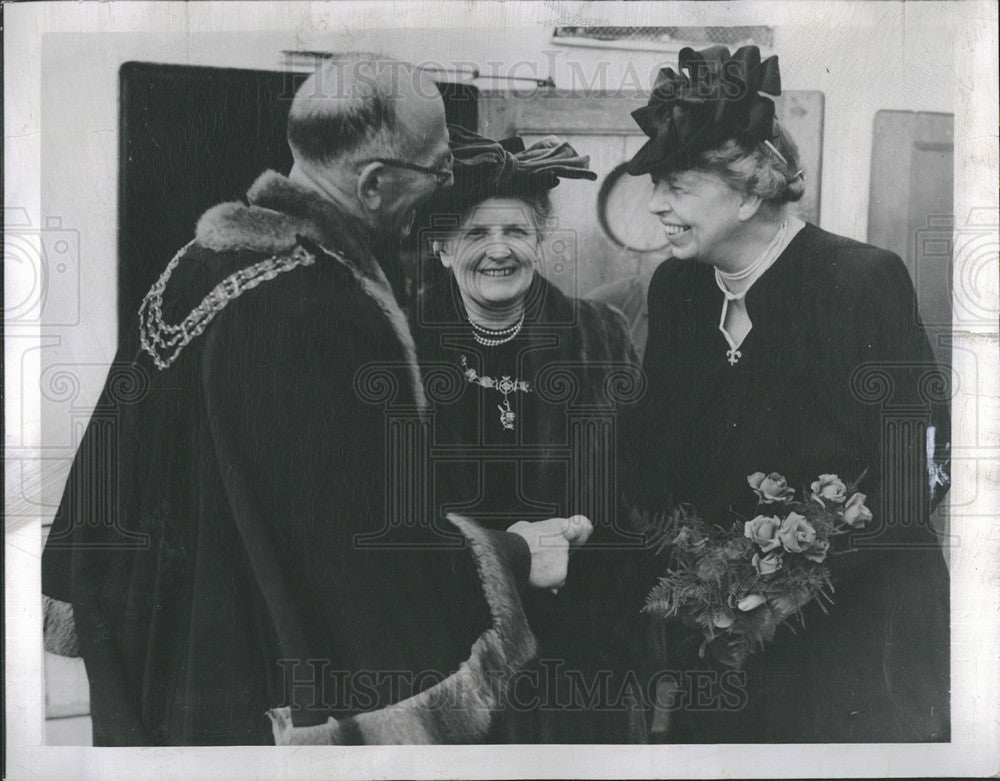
[425,125,597,219]
[626,45,782,177]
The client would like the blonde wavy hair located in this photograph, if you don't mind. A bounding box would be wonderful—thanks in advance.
[696,120,805,205]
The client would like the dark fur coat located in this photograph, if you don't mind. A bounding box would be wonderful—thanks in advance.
[41,171,540,745]
[411,273,650,743]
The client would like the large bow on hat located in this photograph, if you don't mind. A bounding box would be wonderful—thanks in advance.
[626,45,781,177]
[446,125,597,202]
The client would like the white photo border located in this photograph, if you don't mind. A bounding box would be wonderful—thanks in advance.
[5,1,998,777]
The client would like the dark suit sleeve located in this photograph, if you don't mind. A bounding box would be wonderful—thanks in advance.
[823,249,946,583]
[843,249,950,740]
[40,348,154,745]
[858,251,949,522]
[619,260,678,515]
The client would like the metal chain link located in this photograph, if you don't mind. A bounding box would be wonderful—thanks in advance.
[139,244,322,370]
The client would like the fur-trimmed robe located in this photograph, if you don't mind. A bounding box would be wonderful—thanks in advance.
[41,171,539,746]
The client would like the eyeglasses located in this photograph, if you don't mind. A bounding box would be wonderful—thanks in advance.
[358,153,454,188]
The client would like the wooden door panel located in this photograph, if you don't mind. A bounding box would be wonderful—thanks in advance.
[867,110,954,551]
[521,132,638,296]
[868,110,954,360]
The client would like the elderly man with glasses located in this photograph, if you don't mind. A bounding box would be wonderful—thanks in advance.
[42,52,591,746]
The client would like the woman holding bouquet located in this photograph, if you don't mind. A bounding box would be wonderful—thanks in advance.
[624,45,950,742]
[411,128,648,742]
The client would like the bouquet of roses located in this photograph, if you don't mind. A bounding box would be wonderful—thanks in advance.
[643,471,872,668]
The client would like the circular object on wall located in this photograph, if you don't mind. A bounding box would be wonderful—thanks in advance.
[597,162,669,253]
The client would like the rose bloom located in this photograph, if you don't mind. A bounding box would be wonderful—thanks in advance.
[811,474,848,505]
[744,515,782,552]
[747,472,796,503]
[777,512,818,553]
[752,551,783,575]
[841,492,873,527]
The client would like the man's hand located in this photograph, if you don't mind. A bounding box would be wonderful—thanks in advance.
[507,515,593,590]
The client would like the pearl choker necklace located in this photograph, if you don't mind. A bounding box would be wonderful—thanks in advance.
[713,220,789,367]
[469,311,526,347]
[715,220,788,293]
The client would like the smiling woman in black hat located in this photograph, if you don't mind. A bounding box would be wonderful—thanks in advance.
[411,128,649,743]
[624,46,950,742]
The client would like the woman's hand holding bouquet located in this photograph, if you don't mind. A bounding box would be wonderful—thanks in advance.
[644,471,871,668]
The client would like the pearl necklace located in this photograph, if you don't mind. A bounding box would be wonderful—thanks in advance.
[469,311,526,347]
[714,220,787,366]
[714,220,788,294]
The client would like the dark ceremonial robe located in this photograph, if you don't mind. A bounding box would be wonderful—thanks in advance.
[41,171,539,746]
[627,223,950,742]
[412,274,649,743]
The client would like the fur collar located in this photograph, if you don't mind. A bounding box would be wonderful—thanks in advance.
[141,171,424,410]
[195,170,380,277]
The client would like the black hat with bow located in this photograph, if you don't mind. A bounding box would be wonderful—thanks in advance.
[425,125,597,220]
[626,45,782,177]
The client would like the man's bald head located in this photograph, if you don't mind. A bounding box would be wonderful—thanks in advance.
[287,52,443,166]
[286,52,451,240]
